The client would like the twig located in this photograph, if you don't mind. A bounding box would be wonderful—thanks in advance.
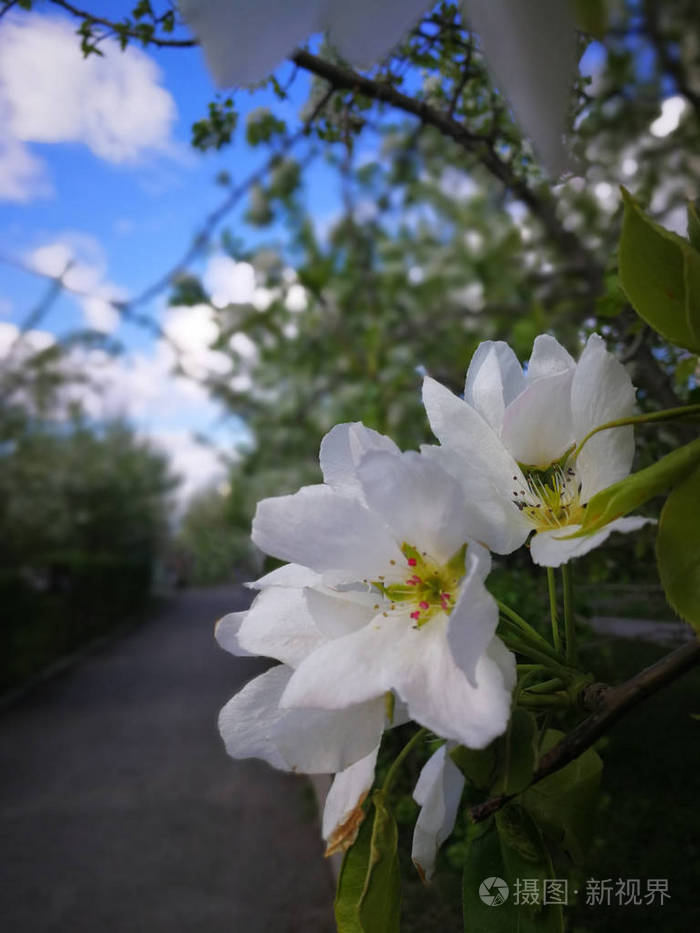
[470,637,700,822]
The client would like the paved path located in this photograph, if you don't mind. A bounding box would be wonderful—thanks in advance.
[0,586,335,933]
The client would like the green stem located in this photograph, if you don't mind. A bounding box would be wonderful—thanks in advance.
[519,692,571,708]
[572,403,700,461]
[382,727,428,796]
[562,563,576,666]
[497,600,562,659]
[526,677,564,694]
[502,634,573,679]
[546,567,561,653]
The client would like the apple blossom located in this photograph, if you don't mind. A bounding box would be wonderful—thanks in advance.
[251,425,516,749]
[422,334,654,567]
[179,0,576,175]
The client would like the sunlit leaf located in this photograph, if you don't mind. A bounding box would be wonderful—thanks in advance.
[569,436,700,537]
[619,188,700,352]
[656,463,700,632]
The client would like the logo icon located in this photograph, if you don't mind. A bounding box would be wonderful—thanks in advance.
[479,877,509,906]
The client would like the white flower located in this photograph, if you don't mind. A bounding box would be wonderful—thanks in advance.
[422,334,654,568]
[411,744,465,882]
[179,0,576,176]
[251,423,516,749]
[215,595,390,855]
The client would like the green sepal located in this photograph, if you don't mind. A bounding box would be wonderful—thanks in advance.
[334,791,401,933]
[619,187,700,353]
[450,741,498,791]
[656,463,700,632]
[566,436,700,538]
[446,542,469,576]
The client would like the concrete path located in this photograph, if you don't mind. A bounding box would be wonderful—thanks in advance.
[0,586,335,933]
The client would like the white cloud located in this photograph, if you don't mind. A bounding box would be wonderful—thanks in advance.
[0,133,52,202]
[26,234,126,334]
[0,12,178,201]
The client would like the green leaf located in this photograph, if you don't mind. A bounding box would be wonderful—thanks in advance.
[656,463,700,632]
[450,741,498,791]
[334,791,401,933]
[493,709,538,796]
[522,730,602,863]
[462,815,564,932]
[688,202,700,253]
[619,188,700,352]
[570,436,700,537]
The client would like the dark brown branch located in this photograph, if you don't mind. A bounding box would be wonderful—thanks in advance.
[470,636,700,822]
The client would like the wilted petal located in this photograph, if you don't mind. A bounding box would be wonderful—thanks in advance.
[464,340,525,432]
[446,543,498,684]
[501,369,575,467]
[412,745,465,882]
[215,611,254,657]
[219,666,385,773]
[358,449,470,563]
[180,0,320,87]
[463,0,577,177]
[571,334,637,501]
[237,586,326,667]
[322,746,379,856]
[530,516,655,567]
[320,421,399,501]
[252,484,401,578]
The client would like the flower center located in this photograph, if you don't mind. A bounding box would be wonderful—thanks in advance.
[512,449,585,531]
[373,542,467,628]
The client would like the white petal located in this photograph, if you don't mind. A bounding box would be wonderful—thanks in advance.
[446,543,498,685]
[397,623,515,748]
[319,422,399,501]
[322,746,379,849]
[357,449,469,563]
[464,340,525,432]
[215,612,255,657]
[237,586,326,667]
[219,665,385,773]
[412,745,465,881]
[463,0,576,177]
[501,369,575,467]
[304,586,376,639]
[252,484,401,578]
[324,0,428,67]
[247,563,322,589]
[422,379,529,554]
[281,611,408,709]
[284,609,514,748]
[180,0,321,87]
[526,334,575,383]
[571,334,637,501]
[530,516,655,567]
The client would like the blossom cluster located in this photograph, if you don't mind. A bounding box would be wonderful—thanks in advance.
[215,335,648,878]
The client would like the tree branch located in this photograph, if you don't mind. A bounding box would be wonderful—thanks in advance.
[290,49,600,284]
[469,636,700,822]
[46,0,196,48]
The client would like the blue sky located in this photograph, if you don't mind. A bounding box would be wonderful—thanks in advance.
[0,6,345,502]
